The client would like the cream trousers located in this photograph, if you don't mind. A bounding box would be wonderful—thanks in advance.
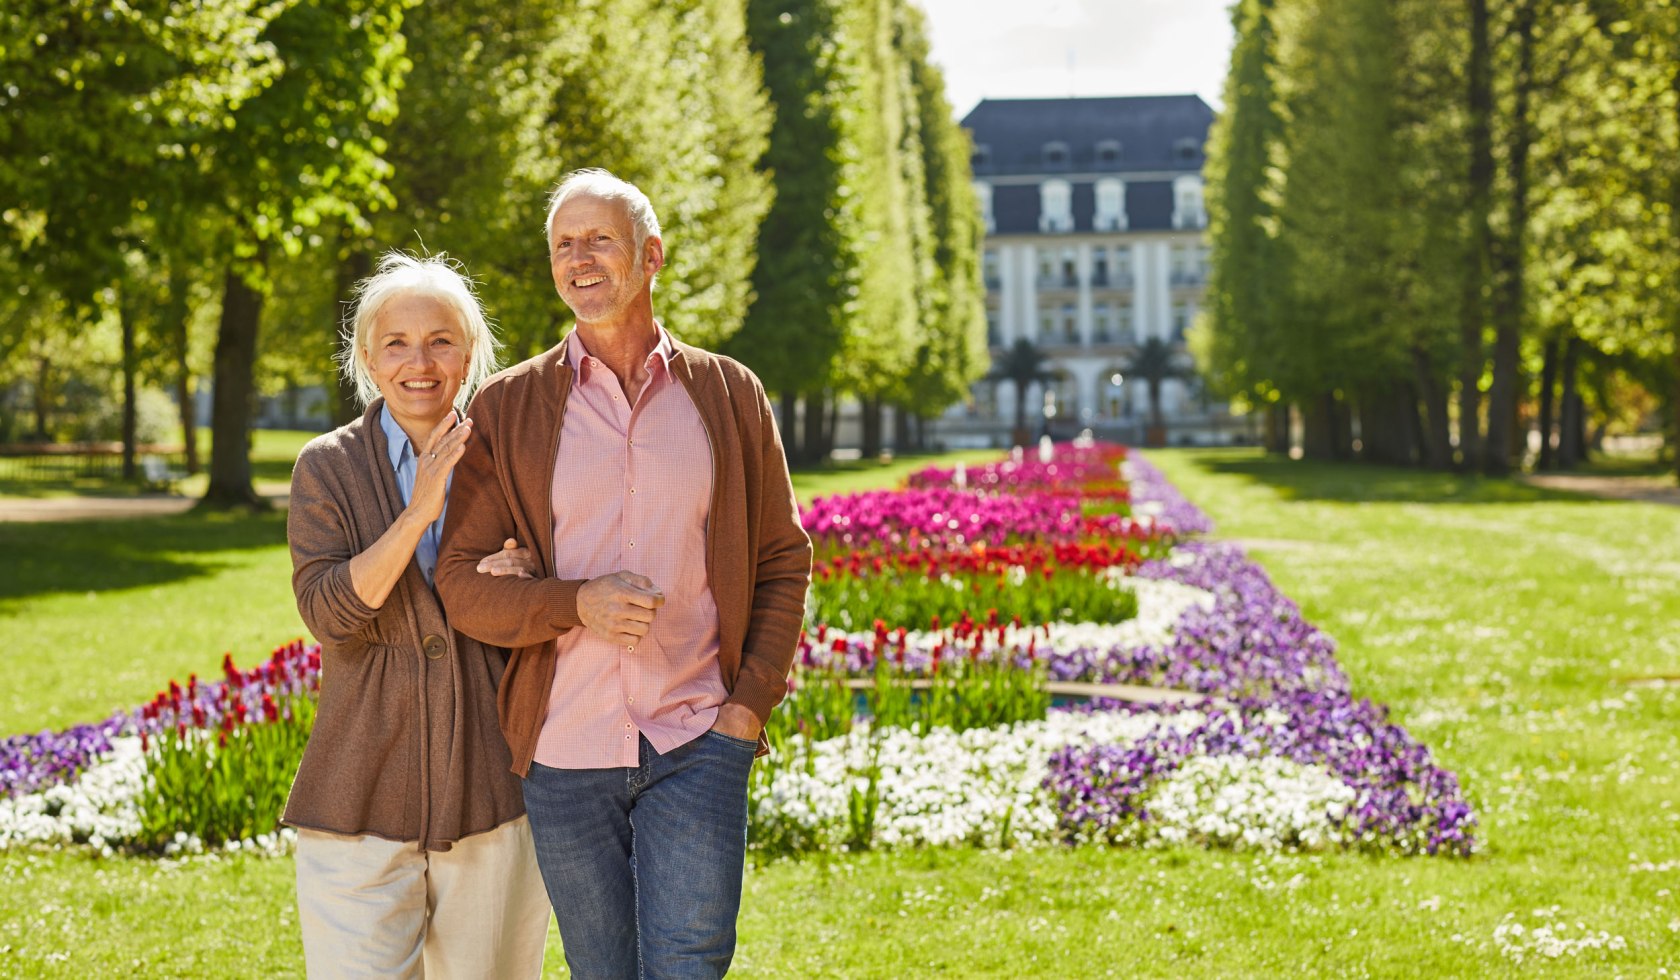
[295,816,549,979]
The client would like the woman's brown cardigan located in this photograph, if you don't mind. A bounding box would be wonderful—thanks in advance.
[283,399,526,851]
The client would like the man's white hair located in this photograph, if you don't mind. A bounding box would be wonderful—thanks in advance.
[338,251,501,411]
[544,168,662,257]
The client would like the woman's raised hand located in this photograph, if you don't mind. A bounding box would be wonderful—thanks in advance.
[410,414,473,525]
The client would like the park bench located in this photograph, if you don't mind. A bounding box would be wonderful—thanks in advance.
[141,454,186,493]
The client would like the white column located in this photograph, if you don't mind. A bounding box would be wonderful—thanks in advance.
[1076,243,1094,348]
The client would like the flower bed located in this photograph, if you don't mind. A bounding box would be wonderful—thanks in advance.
[755,441,1476,857]
[2,442,1475,861]
[0,641,319,855]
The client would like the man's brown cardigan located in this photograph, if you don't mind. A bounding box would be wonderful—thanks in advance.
[284,400,527,851]
[435,336,812,776]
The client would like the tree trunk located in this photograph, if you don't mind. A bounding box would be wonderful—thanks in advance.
[1011,381,1032,447]
[778,389,801,464]
[1457,0,1494,472]
[803,389,826,464]
[1332,393,1355,460]
[166,263,199,475]
[332,246,372,427]
[1359,383,1414,466]
[32,356,50,440]
[1557,336,1582,469]
[1412,346,1453,469]
[203,260,268,510]
[1537,334,1560,471]
[826,395,840,458]
[1302,393,1336,461]
[1263,402,1290,455]
[119,290,138,482]
[1483,0,1537,477]
[891,402,912,454]
[860,396,883,459]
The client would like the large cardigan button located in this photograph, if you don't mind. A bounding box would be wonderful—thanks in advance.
[422,634,447,659]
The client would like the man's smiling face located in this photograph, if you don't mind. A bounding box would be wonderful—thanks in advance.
[548,193,659,326]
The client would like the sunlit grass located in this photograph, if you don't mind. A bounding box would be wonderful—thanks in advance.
[2,447,1677,975]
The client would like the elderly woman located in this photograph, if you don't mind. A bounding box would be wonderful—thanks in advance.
[284,252,549,978]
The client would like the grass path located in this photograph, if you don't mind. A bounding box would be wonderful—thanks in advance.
[2,448,1678,976]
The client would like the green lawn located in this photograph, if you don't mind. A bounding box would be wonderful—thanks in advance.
[3,448,1679,976]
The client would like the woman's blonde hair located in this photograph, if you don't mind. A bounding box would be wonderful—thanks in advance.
[338,251,501,410]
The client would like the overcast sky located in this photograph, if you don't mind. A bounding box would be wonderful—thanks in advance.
[914,0,1236,120]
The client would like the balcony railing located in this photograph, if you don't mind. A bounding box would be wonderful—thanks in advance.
[1092,271,1134,290]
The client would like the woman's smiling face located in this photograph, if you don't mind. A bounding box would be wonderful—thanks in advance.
[364,293,470,434]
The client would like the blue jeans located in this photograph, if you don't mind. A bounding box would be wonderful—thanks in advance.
[522,731,757,980]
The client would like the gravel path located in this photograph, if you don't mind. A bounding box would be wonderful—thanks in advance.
[1520,473,1680,507]
[0,491,290,522]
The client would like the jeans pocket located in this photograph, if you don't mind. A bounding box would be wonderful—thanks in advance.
[704,729,760,753]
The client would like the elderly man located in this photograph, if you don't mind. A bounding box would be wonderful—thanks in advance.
[435,168,811,979]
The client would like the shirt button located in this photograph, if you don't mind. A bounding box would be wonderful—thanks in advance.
[628,541,635,548]
[630,488,636,494]
[627,697,634,704]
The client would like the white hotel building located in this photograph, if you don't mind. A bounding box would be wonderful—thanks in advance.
[938,95,1242,447]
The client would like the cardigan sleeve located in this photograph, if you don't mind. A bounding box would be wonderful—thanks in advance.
[288,442,381,647]
[725,373,813,724]
[436,379,586,649]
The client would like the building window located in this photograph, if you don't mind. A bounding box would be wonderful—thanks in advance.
[1039,180,1073,233]
[1172,301,1192,340]
[974,181,994,234]
[1093,301,1112,343]
[1118,305,1134,344]
[1105,369,1126,418]
[1094,178,1126,232]
[1061,303,1078,345]
[1171,243,1204,286]
[971,143,991,169]
[1039,307,1055,340]
[982,248,1000,290]
[1037,246,1058,286]
[1174,137,1200,163]
[985,308,1001,346]
[1060,248,1077,287]
[1096,139,1122,165]
[1091,246,1109,286]
[1048,372,1079,422]
[1173,176,1206,230]
[1042,141,1070,167]
[1112,245,1133,287]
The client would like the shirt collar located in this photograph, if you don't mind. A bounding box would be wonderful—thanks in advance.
[566,323,677,385]
[378,404,414,471]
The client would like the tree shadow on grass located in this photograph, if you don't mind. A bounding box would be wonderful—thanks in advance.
[0,510,289,603]
[1176,449,1599,506]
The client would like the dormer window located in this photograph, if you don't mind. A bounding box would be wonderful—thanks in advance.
[1174,138,1199,163]
[1094,178,1126,232]
[1039,179,1073,233]
[1096,140,1122,165]
[1172,176,1206,230]
[971,143,991,169]
[1042,141,1070,167]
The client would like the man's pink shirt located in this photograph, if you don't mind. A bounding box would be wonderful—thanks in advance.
[535,327,723,769]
